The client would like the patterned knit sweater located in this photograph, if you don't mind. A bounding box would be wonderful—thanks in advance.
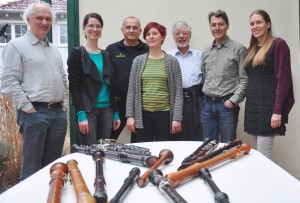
[126,52,183,131]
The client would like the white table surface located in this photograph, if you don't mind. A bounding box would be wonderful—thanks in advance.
[0,141,300,203]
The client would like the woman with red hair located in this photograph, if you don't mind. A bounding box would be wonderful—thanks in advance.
[126,22,183,142]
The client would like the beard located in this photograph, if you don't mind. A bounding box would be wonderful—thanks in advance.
[176,41,189,48]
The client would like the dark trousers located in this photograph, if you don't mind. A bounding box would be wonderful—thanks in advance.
[135,111,172,142]
[79,107,113,146]
[111,98,126,140]
[173,84,204,141]
[110,97,136,142]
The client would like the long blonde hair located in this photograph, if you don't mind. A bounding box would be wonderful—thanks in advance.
[244,9,276,67]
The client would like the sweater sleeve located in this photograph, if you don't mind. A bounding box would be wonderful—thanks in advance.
[172,57,183,121]
[126,57,138,117]
[1,42,33,111]
[273,38,293,115]
[67,47,85,112]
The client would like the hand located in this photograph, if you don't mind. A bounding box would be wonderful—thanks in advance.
[126,116,136,133]
[172,121,182,134]
[113,120,121,131]
[61,107,67,112]
[271,114,282,128]
[224,100,235,108]
[26,107,37,113]
[78,120,89,134]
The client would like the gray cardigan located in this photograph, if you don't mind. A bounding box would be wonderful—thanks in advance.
[126,52,183,131]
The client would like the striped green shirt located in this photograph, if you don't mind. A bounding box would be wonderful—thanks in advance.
[142,58,170,111]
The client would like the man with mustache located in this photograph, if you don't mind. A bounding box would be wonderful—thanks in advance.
[168,21,204,141]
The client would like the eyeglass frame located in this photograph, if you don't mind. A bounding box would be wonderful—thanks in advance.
[174,31,190,37]
[86,24,102,30]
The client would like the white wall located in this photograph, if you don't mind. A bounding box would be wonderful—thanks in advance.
[79,0,300,179]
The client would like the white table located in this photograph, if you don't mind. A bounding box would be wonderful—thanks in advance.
[0,141,300,203]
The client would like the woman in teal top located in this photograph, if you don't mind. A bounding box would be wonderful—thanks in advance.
[126,22,183,142]
[68,13,120,145]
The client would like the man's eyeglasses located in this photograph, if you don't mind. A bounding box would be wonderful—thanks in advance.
[175,32,189,37]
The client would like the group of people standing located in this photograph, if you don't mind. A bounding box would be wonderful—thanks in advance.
[0,1,294,182]
[68,9,294,161]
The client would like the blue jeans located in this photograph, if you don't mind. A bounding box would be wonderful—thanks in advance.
[17,105,67,180]
[201,96,240,143]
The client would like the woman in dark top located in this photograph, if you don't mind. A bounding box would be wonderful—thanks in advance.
[68,13,120,145]
[244,9,294,159]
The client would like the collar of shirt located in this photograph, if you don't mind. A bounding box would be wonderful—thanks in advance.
[168,47,203,88]
[211,35,230,49]
[26,31,49,46]
[117,39,144,49]
[174,48,193,58]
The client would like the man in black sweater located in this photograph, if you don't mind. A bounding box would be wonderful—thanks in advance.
[106,16,148,142]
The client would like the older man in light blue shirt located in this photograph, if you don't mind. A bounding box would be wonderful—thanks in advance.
[1,2,67,180]
[168,21,204,141]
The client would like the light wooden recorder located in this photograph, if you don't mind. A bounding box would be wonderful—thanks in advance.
[165,143,251,188]
[67,159,96,203]
[137,149,174,188]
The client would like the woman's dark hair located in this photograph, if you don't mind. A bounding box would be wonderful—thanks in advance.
[83,13,103,28]
[143,22,167,40]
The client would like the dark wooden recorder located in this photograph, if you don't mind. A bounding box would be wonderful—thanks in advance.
[92,150,107,203]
